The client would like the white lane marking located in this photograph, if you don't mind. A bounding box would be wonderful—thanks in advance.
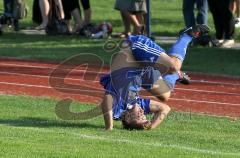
[0,81,104,93]
[168,98,240,106]
[0,81,240,106]
[0,124,240,157]
[0,62,240,86]
[0,63,107,74]
[0,71,239,96]
[174,88,240,96]
[191,79,240,86]
[0,71,100,83]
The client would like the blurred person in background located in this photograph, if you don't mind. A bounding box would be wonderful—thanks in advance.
[61,0,83,33]
[79,0,92,26]
[0,0,25,31]
[208,0,235,48]
[182,0,208,27]
[35,0,64,30]
[230,0,240,28]
[115,0,147,38]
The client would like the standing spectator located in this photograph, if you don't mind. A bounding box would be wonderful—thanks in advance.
[35,0,65,30]
[0,0,20,31]
[80,0,92,26]
[129,0,146,34]
[61,0,83,33]
[182,0,208,27]
[115,0,131,38]
[115,0,146,38]
[36,0,50,29]
[208,0,235,48]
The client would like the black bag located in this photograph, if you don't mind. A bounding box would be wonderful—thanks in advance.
[45,0,69,35]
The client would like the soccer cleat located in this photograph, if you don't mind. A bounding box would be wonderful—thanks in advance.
[177,71,191,85]
[179,24,210,38]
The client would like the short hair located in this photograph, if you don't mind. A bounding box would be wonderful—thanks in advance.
[121,109,150,130]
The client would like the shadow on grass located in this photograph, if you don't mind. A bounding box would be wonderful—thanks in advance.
[0,117,103,129]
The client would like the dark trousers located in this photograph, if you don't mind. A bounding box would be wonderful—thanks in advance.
[80,0,90,10]
[208,0,235,39]
[183,0,208,27]
[3,0,13,17]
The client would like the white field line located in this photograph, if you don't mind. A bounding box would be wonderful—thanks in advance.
[0,124,240,157]
[0,63,107,75]
[0,71,100,83]
[0,62,240,86]
[0,71,240,96]
[168,98,240,106]
[0,81,104,93]
[174,87,240,96]
[191,79,240,86]
[0,81,240,106]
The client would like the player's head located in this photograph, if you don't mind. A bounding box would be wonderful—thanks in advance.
[121,104,151,130]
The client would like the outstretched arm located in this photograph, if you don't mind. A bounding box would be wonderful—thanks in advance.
[149,100,171,129]
[101,94,114,130]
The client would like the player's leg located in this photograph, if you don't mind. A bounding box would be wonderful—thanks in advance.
[110,48,140,72]
[128,35,179,73]
[164,33,193,70]
[157,27,210,73]
[156,24,210,75]
[148,73,179,102]
[128,24,210,74]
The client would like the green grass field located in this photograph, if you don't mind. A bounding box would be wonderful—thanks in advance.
[0,95,240,158]
[1,1,240,157]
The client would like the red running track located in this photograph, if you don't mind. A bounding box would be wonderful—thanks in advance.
[0,58,240,118]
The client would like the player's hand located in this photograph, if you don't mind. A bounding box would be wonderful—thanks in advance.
[143,121,152,130]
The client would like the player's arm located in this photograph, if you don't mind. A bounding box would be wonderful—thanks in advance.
[148,100,171,129]
[101,94,114,130]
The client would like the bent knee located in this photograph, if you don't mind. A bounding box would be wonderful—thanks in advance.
[158,92,171,102]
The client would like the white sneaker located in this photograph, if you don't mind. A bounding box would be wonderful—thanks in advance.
[235,18,240,28]
[221,39,235,48]
[218,39,224,44]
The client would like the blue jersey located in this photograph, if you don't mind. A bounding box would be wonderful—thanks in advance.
[128,35,165,63]
[100,67,153,119]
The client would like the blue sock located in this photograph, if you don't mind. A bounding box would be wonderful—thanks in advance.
[163,73,179,90]
[167,33,192,62]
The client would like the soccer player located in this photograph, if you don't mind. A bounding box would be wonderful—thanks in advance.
[100,24,210,130]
